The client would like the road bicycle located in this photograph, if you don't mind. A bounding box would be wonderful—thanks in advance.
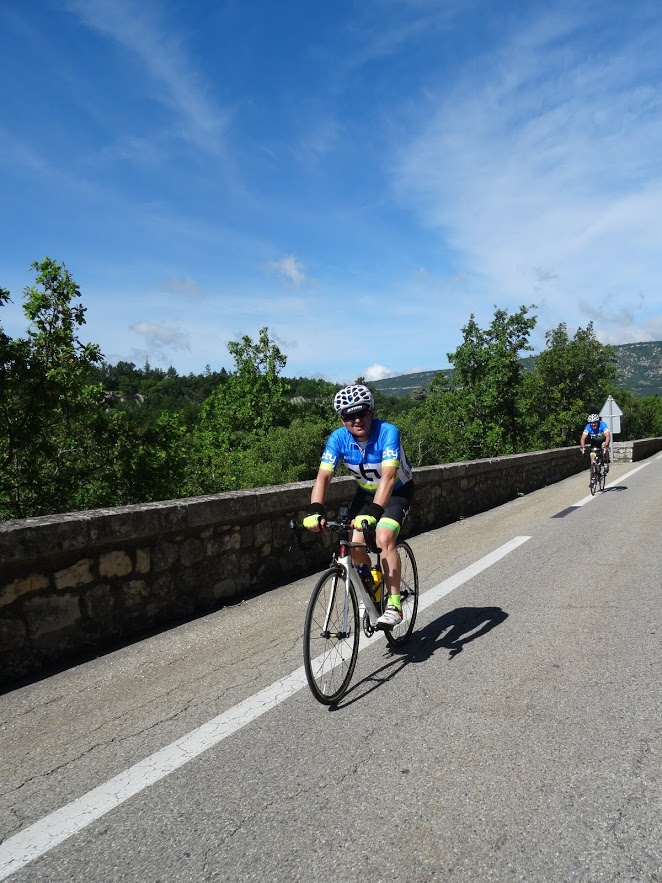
[583,446,607,495]
[299,507,419,705]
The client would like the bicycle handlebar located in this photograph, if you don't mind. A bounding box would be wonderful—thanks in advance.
[289,515,381,554]
[319,519,381,554]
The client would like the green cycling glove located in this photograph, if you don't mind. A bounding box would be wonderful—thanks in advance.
[303,502,324,529]
[356,502,384,530]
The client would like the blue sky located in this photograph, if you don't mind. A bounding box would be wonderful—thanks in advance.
[2,0,662,383]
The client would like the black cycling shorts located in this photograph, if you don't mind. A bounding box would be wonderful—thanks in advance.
[348,481,415,536]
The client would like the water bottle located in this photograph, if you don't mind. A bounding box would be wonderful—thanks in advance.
[370,568,383,603]
[356,563,373,592]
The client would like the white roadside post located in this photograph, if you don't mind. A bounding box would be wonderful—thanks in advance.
[600,395,623,463]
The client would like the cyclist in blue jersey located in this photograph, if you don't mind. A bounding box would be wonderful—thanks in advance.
[580,413,611,472]
[303,384,415,628]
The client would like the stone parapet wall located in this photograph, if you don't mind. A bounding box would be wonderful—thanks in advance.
[611,438,662,462]
[1,441,659,685]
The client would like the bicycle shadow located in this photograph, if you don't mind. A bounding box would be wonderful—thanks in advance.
[407,606,508,663]
[331,605,508,709]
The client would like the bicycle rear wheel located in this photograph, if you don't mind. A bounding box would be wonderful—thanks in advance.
[303,566,359,705]
[385,541,419,648]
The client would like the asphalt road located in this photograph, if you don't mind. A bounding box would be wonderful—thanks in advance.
[1,455,661,882]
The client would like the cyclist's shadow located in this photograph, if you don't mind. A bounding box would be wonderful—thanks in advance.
[409,606,508,662]
[334,606,508,708]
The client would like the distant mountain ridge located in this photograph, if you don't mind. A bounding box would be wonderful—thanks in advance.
[371,341,662,398]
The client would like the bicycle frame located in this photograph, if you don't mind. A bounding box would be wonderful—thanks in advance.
[330,537,382,636]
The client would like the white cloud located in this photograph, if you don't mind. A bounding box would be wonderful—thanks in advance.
[265,255,312,288]
[364,363,397,381]
[130,321,190,351]
[162,276,208,300]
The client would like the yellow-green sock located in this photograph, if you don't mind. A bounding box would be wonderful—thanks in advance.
[388,594,402,611]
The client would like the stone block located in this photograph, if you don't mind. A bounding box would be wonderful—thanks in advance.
[151,573,174,599]
[99,550,133,579]
[152,542,179,571]
[83,584,114,620]
[120,580,148,607]
[0,513,88,563]
[254,520,272,546]
[219,529,241,551]
[55,559,94,590]
[179,537,204,567]
[205,536,223,557]
[186,491,258,528]
[87,501,188,546]
[1,573,49,608]
[25,594,81,638]
[212,579,237,602]
[136,548,150,574]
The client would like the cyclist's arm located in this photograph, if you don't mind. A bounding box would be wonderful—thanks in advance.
[580,431,588,447]
[310,467,333,507]
[303,469,334,532]
[602,429,611,446]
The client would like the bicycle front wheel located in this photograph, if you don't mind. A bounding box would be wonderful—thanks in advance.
[598,466,606,492]
[303,566,359,705]
[589,461,597,495]
[385,541,419,648]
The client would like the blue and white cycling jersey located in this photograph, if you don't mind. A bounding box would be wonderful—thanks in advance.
[584,419,609,440]
[319,418,413,493]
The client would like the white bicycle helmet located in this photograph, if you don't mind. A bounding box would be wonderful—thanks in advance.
[587,413,600,423]
[333,384,374,417]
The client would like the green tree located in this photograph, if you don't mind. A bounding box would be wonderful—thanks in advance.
[607,388,662,441]
[0,259,105,518]
[522,322,617,448]
[417,305,537,461]
[190,328,291,492]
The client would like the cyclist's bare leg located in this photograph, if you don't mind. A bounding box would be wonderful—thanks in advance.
[350,531,371,570]
[376,526,400,601]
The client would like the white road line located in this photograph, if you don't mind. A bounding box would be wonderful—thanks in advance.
[418,534,531,613]
[0,536,531,881]
[572,462,650,507]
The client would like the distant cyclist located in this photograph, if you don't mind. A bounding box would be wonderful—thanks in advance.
[303,384,414,628]
[580,413,611,473]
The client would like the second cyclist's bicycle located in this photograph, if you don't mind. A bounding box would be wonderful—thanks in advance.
[583,446,607,495]
[300,508,419,705]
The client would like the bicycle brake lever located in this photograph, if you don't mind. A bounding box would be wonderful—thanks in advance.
[287,517,301,552]
[361,521,381,555]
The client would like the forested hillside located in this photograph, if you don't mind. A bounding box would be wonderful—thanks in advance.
[372,341,662,397]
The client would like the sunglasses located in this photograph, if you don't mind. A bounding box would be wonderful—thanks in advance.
[342,407,370,421]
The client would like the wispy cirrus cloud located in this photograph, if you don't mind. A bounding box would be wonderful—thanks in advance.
[394,4,662,345]
[64,0,229,154]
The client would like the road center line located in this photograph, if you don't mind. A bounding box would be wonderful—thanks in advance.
[0,535,531,881]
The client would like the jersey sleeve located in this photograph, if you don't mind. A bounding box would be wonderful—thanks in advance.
[319,431,342,472]
[380,424,402,468]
